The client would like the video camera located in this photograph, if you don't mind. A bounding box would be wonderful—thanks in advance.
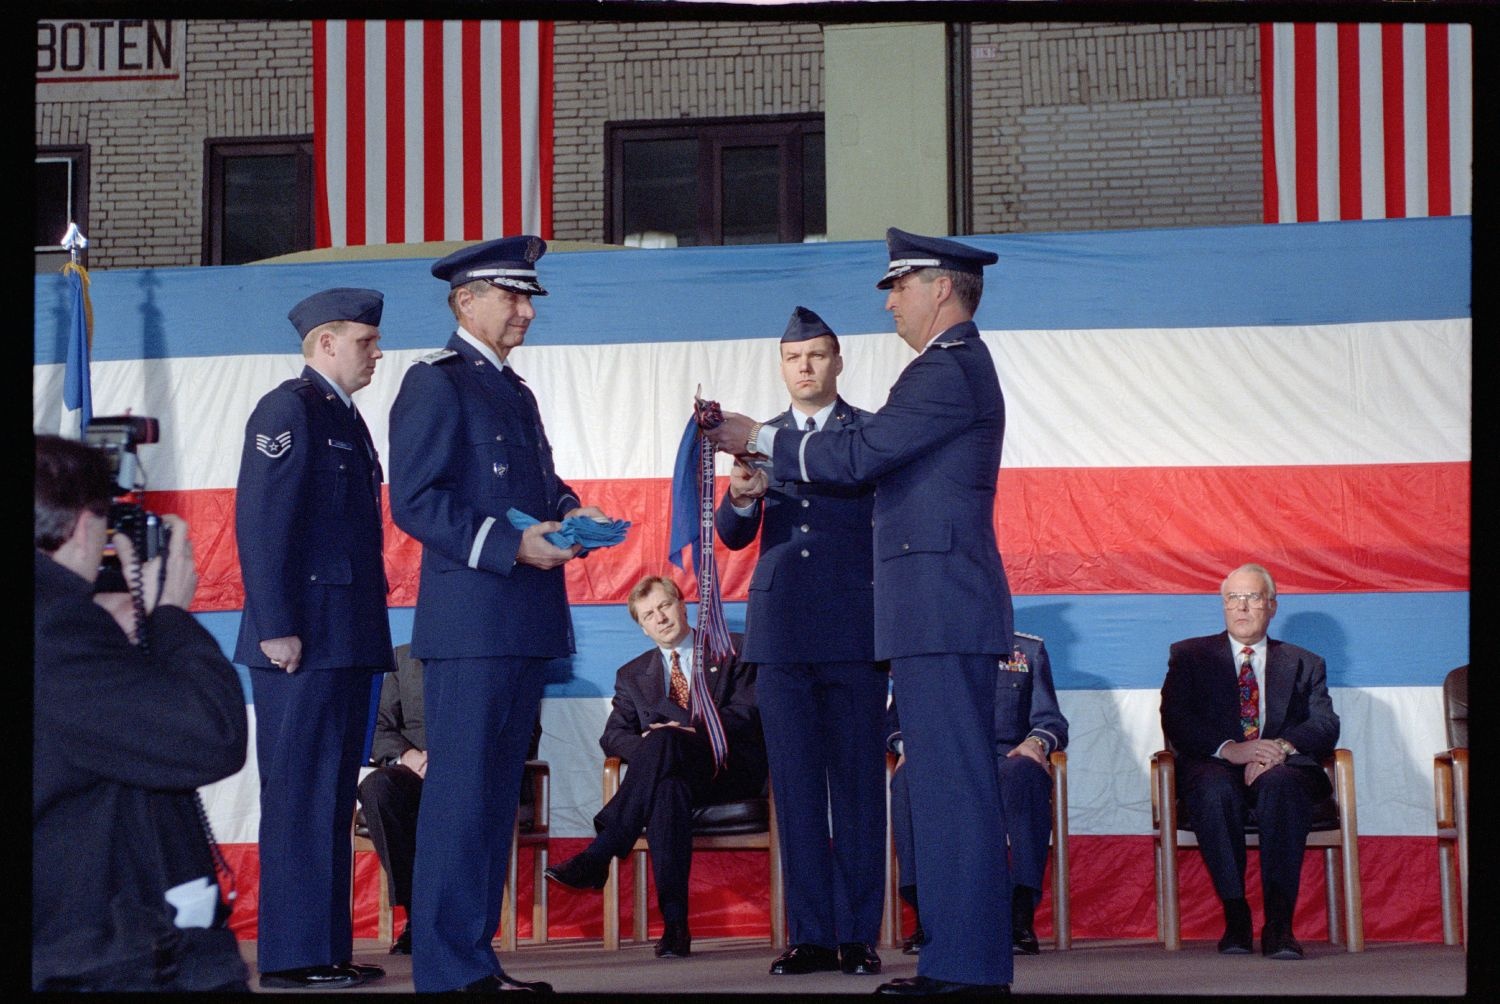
[84,415,170,592]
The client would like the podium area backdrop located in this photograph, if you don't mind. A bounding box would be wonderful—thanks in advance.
[34,219,1469,943]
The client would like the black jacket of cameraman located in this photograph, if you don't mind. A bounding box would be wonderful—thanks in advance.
[32,551,249,991]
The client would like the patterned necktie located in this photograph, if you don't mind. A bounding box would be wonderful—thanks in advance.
[805,415,816,432]
[1238,646,1260,740]
[668,651,691,710]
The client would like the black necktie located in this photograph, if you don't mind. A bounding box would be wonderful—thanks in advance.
[805,416,816,432]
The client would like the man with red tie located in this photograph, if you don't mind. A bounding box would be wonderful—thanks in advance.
[1160,563,1340,960]
[544,576,767,960]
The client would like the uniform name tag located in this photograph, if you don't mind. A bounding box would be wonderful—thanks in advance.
[328,438,354,450]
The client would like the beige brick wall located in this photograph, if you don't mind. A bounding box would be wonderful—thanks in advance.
[35,20,312,269]
[970,22,1261,233]
[35,19,1265,267]
[550,20,825,242]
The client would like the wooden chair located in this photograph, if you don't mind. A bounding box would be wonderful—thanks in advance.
[1151,746,1363,952]
[1435,665,1468,947]
[883,749,1071,951]
[600,756,785,950]
[353,759,550,949]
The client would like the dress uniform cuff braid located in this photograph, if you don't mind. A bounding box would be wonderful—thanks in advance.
[747,422,763,455]
[469,515,496,568]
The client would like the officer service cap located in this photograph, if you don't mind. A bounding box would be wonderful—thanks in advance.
[780,305,838,348]
[877,227,999,289]
[431,235,549,295]
[287,287,384,338]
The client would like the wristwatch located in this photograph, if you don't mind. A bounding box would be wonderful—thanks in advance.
[1272,738,1294,757]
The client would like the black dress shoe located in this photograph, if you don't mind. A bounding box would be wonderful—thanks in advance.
[544,852,608,892]
[343,962,385,981]
[1012,925,1040,956]
[1262,923,1305,960]
[902,925,928,955]
[655,920,692,958]
[460,972,555,992]
[840,942,882,975]
[876,975,1010,995]
[390,921,412,954]
[259,965,363,989]
[1217,898,1253,954]
[769,943,840,974]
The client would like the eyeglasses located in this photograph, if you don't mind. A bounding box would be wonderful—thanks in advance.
[1222,592,1268,609]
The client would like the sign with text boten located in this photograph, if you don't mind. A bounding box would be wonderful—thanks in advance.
[37,20,185,102]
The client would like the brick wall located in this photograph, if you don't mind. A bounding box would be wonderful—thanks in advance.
[34,20,1266,267]
[550,20,825,243]
[35,20,311,269]
[970,22,1262,233]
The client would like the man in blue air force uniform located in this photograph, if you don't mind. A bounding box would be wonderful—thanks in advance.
[712,307,886,978]
[388,236,610,994]
[706,229,1015,995]
[234,287,394,990]
[888,631,1068,957]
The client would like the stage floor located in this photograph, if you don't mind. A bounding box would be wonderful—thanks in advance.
[238,936,1469,996]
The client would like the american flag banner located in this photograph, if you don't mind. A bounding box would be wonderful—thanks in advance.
[1261,22,1472,223]
[313,20,553,248]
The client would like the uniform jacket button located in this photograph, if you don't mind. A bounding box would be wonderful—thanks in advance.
[800,524,810,533]
[801,499,810,508]
[902,542,910,550]
[800,549,810,558]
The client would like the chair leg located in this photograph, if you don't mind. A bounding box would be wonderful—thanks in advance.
[633,850,649,944]
[531,843,549,945]
[1323,847,1343,946]
[603,856,620,951]
[769,834,786,950]
[1438,843,1459,945]
[498,818,519,952]
[378,865,393,945]
[1341,834,1364,953]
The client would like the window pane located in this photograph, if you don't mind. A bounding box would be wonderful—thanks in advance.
[222,155,299,265]
[35,160,71,249]
[622,139,698,247]
[721,145,780,245]
[802,134,826,242]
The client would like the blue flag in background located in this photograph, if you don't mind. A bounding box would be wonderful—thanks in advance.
[667,413,702,572]
[62,265,93,430]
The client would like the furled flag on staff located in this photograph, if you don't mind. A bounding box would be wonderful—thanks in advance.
[61,223,93,433]
[666,395,734,772]
[312,19,553,248]
[1261,22,1472,223]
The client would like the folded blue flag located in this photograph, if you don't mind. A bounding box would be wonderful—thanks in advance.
[506,508,631,555]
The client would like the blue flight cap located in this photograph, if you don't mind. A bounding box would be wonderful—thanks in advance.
[876,227,999,289]
[781,306,839,350]
[287,287,384,339]
[431,235,549,296]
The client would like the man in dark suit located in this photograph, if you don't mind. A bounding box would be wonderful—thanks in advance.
[706,229,1015,996]
[235,287,394,990]
[544,576,767,959]
[887,631,1068,957]
[389,236,611,993]
[356,645,544,956]
[1160,562,1340,961]
[713,307,885,977]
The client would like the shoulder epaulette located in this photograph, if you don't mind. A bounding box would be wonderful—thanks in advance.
[931,337,969,350]
[416,348,459,365]
[1015,630,1043,642]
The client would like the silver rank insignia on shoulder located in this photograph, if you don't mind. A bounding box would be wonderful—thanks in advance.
[416,348,458,365]
[256,431,293,458]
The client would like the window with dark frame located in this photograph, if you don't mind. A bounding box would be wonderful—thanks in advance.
[606,115,825,248]
[203,136,314,266]
[36,145,89,272]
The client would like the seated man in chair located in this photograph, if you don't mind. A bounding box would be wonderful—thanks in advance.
[357,645,542,954]
[545,575,767,958]
[887,630,1067,956]
[1160,562,1339,961]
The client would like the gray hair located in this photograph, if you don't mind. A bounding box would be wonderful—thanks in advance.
[1221,562,1277,601]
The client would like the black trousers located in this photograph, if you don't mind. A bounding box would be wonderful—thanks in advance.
[1177,755,1331,922]
[358,765,424,910]
[589,727,765,924]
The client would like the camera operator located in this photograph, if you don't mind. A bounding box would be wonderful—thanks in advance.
[33,433,249,991]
